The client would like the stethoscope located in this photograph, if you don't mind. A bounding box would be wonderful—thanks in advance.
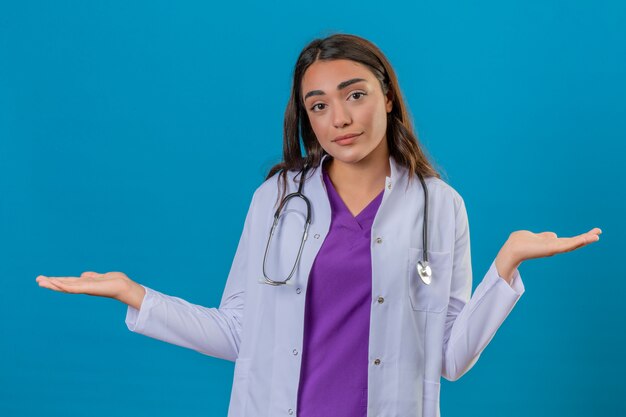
[261,162,431,286]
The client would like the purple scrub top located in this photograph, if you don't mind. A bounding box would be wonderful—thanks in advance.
[297,163,385,417]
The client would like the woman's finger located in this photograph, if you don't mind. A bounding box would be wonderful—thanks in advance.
[39,276,82,283]
[554,232,600,254]
[589,227,603,235]
[37,277,67,293]
[37,276,89,293]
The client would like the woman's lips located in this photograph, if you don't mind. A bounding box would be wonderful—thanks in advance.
[332,132,362,145]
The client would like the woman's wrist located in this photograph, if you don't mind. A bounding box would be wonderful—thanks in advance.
[117,279,146,310]
[495,242,522,285]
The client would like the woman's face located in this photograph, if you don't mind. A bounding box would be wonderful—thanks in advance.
[301,59,393,166]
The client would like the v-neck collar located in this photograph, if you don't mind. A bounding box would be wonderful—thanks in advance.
[322,165,385,231]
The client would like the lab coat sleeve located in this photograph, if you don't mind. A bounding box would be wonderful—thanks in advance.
[441,193,525,381]
[124,191,256,362]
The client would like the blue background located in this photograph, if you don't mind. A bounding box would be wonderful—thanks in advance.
[1,0,624,416]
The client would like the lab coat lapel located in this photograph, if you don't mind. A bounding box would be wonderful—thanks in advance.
[294,153,333,288]
[371,154,408,232]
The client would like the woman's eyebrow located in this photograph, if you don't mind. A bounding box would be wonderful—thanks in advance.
[304,78,367,101]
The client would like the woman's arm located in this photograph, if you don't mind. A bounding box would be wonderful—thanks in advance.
[37,191,258,362]
[440,192,601,381]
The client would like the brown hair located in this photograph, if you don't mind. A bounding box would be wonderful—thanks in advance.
[266,33,442,206]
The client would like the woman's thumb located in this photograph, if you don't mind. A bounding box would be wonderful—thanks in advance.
[81,271,102,278]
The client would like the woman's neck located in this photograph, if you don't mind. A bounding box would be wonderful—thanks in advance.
[325,142,391,196]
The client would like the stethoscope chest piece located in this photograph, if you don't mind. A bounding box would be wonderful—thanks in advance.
[416,261,432,285]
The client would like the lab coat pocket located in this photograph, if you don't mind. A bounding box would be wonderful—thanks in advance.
[229,358,252,414]
[422,379,441,417]
[407,248,452,313]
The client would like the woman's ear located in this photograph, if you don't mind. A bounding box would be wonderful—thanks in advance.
[385,89,394,113]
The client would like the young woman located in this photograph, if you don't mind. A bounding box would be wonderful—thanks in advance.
[36,33,601,417]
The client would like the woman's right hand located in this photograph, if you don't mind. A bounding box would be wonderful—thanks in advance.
[36,271,145,309]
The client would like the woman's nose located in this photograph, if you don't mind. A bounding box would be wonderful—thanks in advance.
[333,103,352,128]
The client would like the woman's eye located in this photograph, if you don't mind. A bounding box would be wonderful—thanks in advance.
[350,92,366,100]
[311,103,326,112]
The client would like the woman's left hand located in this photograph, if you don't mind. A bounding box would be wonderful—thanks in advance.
[495,227,602,283]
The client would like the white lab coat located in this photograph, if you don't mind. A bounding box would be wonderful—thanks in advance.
[126,153,525,417]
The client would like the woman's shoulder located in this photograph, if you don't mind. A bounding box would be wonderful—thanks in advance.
[250,168,300,204]
[416,174,463,198]
[411,174,465,211]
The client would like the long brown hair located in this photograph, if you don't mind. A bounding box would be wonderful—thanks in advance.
[266,33,442,205]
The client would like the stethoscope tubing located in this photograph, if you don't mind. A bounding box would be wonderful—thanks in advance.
[262,162,431,286]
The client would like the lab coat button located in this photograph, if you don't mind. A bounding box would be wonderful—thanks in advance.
[377,296,384,304]
[374,358,381,365]
[288,408,294,415]
[314,234,320,239]
[375,237,383,244]
[293,349,298,355]
[387,182,392,190]
[296,288,302,294]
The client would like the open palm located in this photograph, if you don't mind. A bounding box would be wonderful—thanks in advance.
[509,227,602,263]
[36,271,131,299]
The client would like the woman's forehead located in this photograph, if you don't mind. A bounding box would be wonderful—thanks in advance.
[301,60,375,95]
